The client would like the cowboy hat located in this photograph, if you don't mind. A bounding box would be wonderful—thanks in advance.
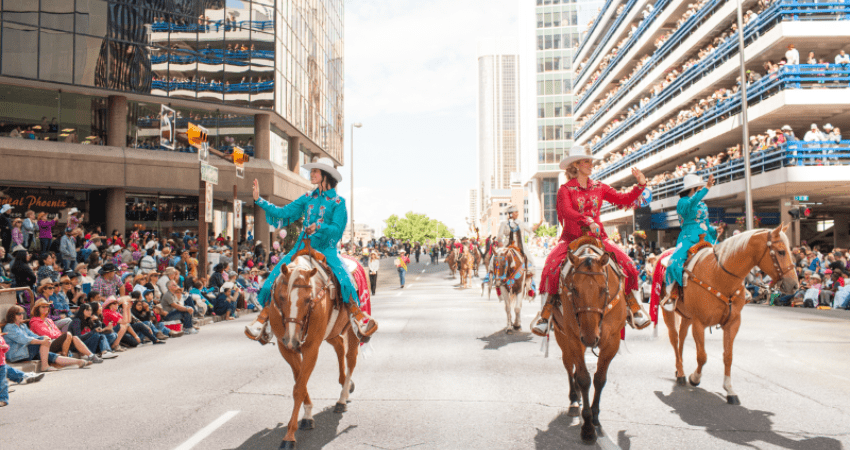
[36,279,56,293]
[32,298,53,312]
[301,157,342,183]
[12,245,27,254]
[678,174,706,195]
[0,204,13,214]
[503,204,519,213]
[220,282,235,293]
[102,296,121,309]
[559,145,599,170]
[68,207,80,215]
[99,263,118,274]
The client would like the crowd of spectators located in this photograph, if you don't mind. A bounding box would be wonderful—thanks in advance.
[768,246,850,309]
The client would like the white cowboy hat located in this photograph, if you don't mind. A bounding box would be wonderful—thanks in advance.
[68,207,80,215]
[678,174,706,195]
[559,145,599,170]
[220,282,235,292]
[503,204,519,213]
[302,157,342,183]
[0,204,13,214]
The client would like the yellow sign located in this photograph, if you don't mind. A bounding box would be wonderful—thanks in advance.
[187,122,209,149]
[232,146,247,168]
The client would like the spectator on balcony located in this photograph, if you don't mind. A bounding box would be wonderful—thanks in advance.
[781,125,797,142]
[804,124,826,142]
[807,52,817,65]
[836,50,850,65]
[785,45,800,65]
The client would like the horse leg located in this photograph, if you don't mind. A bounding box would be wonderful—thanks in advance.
[513,291,522,330]
[689,320,707,387]
[504,292,514,333]
[723,315,743,405]
[676,315,691,386]
[662,310,684,385]
[590,331,621,436]
[554,331,582,417]
[277,346,306,446]
[575,352,597,444]
[282,342,319,449]
[335,328,359,411]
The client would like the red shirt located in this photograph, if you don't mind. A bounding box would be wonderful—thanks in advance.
[557,179,644,243]
[0,335,10,366]
[103,309,123,327]
[29,317,62,339]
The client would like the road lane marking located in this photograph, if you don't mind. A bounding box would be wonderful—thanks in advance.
[396,291,402,296]
[421,269,426,273]
[174,410,240,450]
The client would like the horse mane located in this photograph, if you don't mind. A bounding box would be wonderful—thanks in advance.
[281,255,329,295]
[715,228,790,266]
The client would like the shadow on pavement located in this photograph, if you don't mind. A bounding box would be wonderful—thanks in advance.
[655,389,842,449]
[478,329,534,350]
[533,410,585,449]
[228,406,356,450]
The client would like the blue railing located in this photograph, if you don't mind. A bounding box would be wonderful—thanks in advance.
[151,20,274,33]
[575,0,675,111]
[150,50,274,65]
[136,117,255,128]
[575,0,726,134]
[591,64,850,181]
[576,0,850,138]
[573,0,615,60]
[151,80,274,93]
[601,142,850,215]
[575,0,642,84]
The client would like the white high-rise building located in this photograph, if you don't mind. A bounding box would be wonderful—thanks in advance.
[477,38,521,225]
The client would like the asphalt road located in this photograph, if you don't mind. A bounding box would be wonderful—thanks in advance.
[3,255,850,450]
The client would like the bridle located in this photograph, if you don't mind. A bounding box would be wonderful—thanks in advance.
[493,249,523,290]
[561,255,621,319]
[714,231,794,288]
[272,273,332,345]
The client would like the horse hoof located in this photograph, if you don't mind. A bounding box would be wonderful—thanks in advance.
[567,406,581,417]
[512,325,521,331]
[580,428,597,445]
[333,402,347,413]
[349,380,355,394]
[279,441,296,449]
[689,375,700,387]
[299,419,315,430]
[676,376,687,386]
[505,328,513,335]
[727,395,741,405]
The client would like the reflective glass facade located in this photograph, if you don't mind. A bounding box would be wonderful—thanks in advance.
[0,0,343,161]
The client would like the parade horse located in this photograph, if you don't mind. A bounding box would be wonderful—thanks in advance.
[458,250,474,289]
[489,245,529,333]
[472,242,483,278]
[266,240,361,449]
[548,235,627,444]
[652,224,798,405]
[446,248,459,278]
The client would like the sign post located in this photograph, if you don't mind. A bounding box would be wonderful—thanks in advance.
[160,105,176,150]
[189,122,211,278]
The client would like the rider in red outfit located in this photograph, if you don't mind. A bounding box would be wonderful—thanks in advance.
[532,145,652,336]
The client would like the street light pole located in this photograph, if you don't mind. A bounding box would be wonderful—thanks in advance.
[736,0,754,230]
[350,122,362,245]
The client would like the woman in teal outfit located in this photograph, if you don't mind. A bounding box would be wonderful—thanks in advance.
[244,157,377,343]
[662,174,725,311]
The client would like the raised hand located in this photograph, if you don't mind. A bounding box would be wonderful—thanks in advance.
[632,167,647,185]
[706,174,715,189]
[252,179,260,201]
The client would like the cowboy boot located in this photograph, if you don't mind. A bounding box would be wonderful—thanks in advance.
[348,301,378,343]
[625,289,651,330]
[660,282,680,312]
[531,295,556,337]
[244,307,271,344]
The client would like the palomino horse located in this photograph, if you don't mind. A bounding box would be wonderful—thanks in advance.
[654,224,798,405]
[548,236,627,444]
[446,248,459,278]
[458,250,473,288]
[266,242,361,449]
[490,245,528,333]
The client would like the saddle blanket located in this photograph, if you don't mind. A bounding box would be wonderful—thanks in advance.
[341,254,371,317]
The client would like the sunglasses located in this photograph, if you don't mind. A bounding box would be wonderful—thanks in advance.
[61,282,72,285]
[15,312,24,316]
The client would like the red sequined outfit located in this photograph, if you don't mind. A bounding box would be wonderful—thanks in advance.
[540,178,645,295]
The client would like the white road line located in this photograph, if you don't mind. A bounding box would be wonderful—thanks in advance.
[174,410,240,450]
[396,291,402,297]
[421,269,426,273]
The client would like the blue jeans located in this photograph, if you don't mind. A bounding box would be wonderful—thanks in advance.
[145,321,170,337]
[105,332,118,347]
[63,259,75,271]
[0,364,8,404]
[164,309,193,330]
[4,364,25,383]
[79,332,107,354]
[22,344,58,364]
[40,238,52,256]
[398,268,406,287]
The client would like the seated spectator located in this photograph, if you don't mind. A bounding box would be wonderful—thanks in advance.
[161,281,197,335]
[130,300,169,341]
[2,305,88,372]
[60,273,87,312]
[68,303,117,359]
[151,304,182,337]
[29,299,102,363]
[35,252,60,285]
[91,263,124,298]
[186,279,209,317]
[33,279,61,321]
[103,296,163,347]
[212,282,237,320]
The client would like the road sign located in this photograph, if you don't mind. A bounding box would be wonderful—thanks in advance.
[234,200,242,228]
[205,182,214,223]
[794,195,809,202]
[187,122,209,149]
[200,162,218,185]
[233,146,247,179]
[198,141,209,162]
[160,105,176,150]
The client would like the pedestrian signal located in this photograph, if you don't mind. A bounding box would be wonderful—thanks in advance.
[187,123,209,149]
[788,206,811,220]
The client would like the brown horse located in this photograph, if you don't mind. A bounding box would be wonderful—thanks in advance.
[472,243,482,278]
[266,245,360,449]
[655,224,798,405]
[548,237,627,444]
[446,248,459,278]
[458,250,473,288]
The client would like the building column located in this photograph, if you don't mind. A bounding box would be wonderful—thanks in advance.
[834,213,850,248]
[254,113,270,161]
[657,230,666,249]
[106,188,126,237]
[288,135,301,172]
[253,202,269,248]
[107,95,127,148]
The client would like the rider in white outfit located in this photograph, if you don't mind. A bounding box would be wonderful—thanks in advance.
[484,205,542,292]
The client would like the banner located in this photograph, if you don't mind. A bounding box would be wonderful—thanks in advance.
[205,182,214,223]
[160,105,176,150]
[234,200,242,228]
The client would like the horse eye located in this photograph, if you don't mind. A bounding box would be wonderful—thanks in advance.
[778,250,786,256]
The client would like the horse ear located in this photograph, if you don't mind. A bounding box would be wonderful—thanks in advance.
[772,223,783,236]
[568,251,579,266]
[304,268,318,279]
[280,265,289,277]
[780,222,790,234]
[599,253,610,266]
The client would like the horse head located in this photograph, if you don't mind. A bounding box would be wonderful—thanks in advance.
[274,261,320,351]
[756,223,799,294]
[565,250,613,349]
[492,250,511,287]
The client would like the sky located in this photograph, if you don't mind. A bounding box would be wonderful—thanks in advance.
[335,0,519,238]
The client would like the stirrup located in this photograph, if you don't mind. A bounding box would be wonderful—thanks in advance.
[244,321,272,345]
[530,312,549,337]
[349,314,378,343]
[626,292,651,330]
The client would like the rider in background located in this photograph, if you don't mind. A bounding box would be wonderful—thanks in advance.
[483,205,543,294]
[244,157,378,343]
[660,174,725,312]
[532,145,651,336]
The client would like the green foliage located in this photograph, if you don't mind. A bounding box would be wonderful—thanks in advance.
[383,212,453,243]
[535,224,558,238]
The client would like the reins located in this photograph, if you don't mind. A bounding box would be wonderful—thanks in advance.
[272,262,334,346]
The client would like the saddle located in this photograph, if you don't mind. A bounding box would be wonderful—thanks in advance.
[294,239,342,309]
[687,234,713,259]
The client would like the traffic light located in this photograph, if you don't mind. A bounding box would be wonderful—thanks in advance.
[788,206,811,220]
[187,122,209,149]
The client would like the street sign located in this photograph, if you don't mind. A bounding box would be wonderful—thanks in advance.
[198,141,209,162]
[200,162,219,185]
[205,182,214,223]
[794,196,809,201]
[187,122,209,149]
[160,105,176,150]
[234,200,242,228]
[233,146,247,179]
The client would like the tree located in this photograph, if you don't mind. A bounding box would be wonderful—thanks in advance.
[535,224,558,238]
[383,212,453,243]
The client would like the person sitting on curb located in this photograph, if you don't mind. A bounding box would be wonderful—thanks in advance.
[130,300,169,341]
[28,299,102,364]
[1,331,46,407]
[212,282,238,320]
[68,303,118,359]
[2,305,89,372]
[161,281,197,335]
